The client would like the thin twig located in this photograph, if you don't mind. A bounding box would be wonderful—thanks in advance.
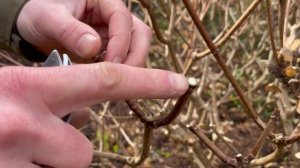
[182,101,194,123]
[93,122,153,166]
[283,0,291,46]
[265,0,280,64]
[93,151,131,163]
[282,122,300,145]
[0,63,7,67]
[127,125,153,166]
[247,109,280,160]
[188,122,237,167]
[284,134,300,145]
[279,0,287,47]
[192,146,214,168]
[210,80,221,129]
[249,146,284,166]
[212,127,240,154]
[196,57,209,96]
[0,52,23,66]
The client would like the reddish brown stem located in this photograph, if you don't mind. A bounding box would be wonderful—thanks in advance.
[266,0,280,65]
[284,134,300,145]
[248,109,280,160]
[127,125,153,166]
[279,0,287,47]
[188,123,237,167]
[153,82,196,127]
[182,0,265,130]
[126,79,197,128]
[126,100,155,125]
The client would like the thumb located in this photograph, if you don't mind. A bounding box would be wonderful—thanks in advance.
[41,11,101,58]
[48,13,101,58]
[17,2,101,58]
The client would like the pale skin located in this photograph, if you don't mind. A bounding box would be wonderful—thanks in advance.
[0,0,188,168]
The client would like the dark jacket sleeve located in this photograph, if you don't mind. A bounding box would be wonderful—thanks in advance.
[0,0,28,51]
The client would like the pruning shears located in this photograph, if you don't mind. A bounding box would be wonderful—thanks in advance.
[43,50,72,67]
[43,50,72,123]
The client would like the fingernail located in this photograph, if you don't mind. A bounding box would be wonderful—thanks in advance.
[169,73,188,93]
[112,57,121,63]
[77,34,97,57]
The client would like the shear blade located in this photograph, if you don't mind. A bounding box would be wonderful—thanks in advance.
[62,54,72,66]
[43,50,63,67]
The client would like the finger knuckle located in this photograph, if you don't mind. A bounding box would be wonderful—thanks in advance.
[148,71,161,92]
[95,63,122,89]
[143,25,152,39]
[117,10,133,27]
[0,66,27,94]
[125,12,133,26]
[0,111,37,144]
[58,21,81,40]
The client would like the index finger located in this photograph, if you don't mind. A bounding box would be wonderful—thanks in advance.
[0,63,188,118]
[98,0,133,63]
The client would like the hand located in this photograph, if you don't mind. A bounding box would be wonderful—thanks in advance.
[17,0,151,66]
[0,63,188,167]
